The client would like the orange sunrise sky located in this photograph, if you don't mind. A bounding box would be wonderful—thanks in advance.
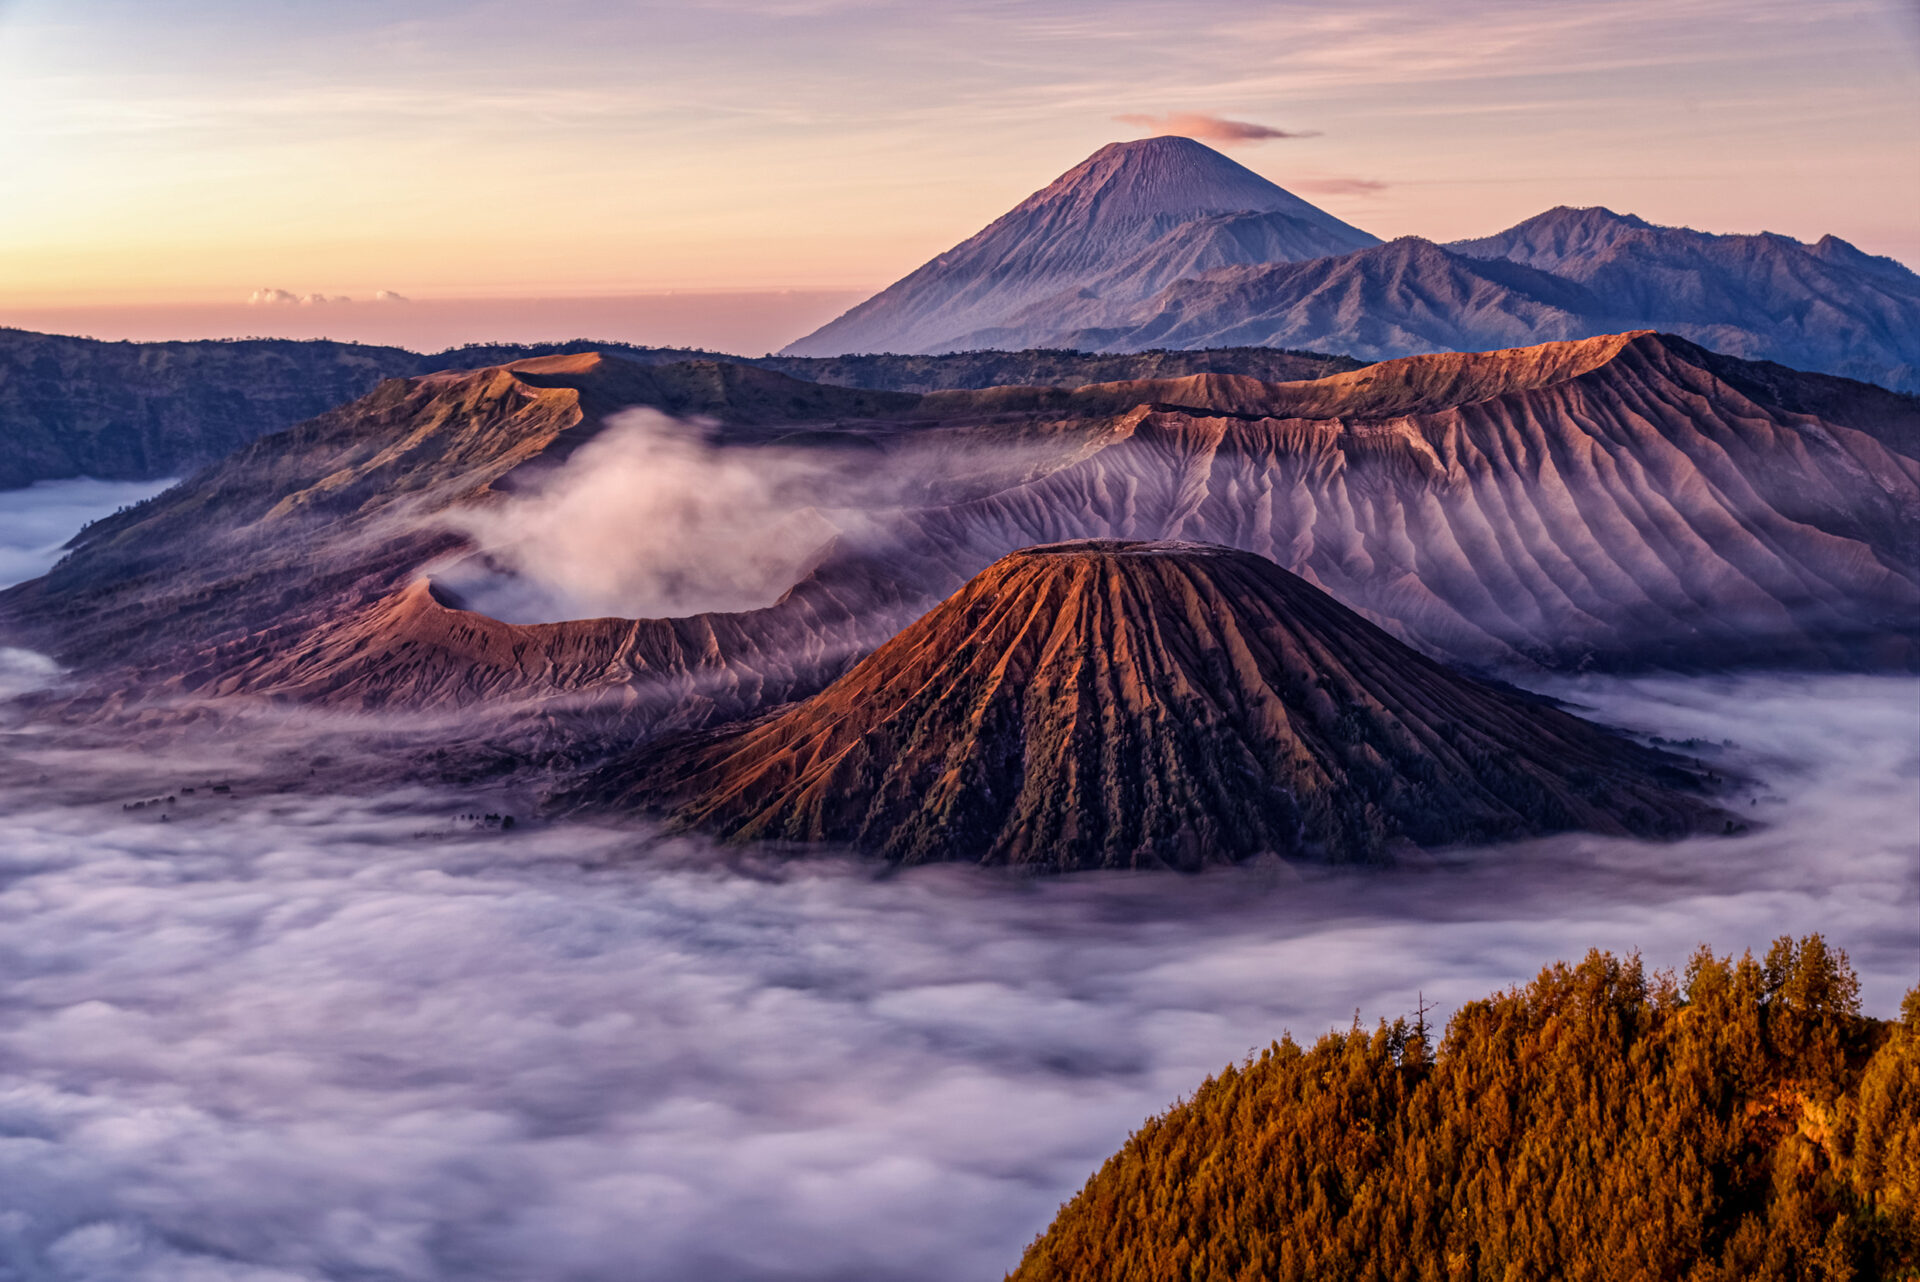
[1,0,1914,351]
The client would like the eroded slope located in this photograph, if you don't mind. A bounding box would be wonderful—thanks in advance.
[874,333,1920,669]
[4,334,1913,749]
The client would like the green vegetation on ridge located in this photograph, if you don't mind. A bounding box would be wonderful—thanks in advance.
[1013,937,1919,1281]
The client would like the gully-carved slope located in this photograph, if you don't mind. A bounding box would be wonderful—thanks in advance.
[0,353,926,740]
[1449,206,1920,391]
[4,335,1913,743]
[966,220,1920,392]
[872,333,1920,670]
[591,541,1719,870]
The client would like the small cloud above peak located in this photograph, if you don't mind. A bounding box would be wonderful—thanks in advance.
[1293,177,1389,197]
[1113,112,1317,147]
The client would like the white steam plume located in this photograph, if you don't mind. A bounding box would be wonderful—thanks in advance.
[439,410,843,623]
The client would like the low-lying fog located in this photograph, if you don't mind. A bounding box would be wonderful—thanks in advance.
[1,483,1915,1282]
[0,476,175,587]
[0,674,1913,1282]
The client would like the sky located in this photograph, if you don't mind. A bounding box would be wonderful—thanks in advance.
[0,0,1915,346]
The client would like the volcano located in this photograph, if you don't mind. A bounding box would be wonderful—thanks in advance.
[6,333,1914,742]
[781,136,1378,357]
[782,136,1920,391]
[589,540,1719,870]
[932,211,1920,392]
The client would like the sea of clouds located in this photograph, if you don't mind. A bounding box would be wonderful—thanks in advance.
[0,476,175,700]
[0,479,1914,1282]
[0,673,1912,1282]
[0,476,175,589]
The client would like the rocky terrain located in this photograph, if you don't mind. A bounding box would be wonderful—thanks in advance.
[865,331,1920,671]
[3,332,1913,754]
[583,540,1719,869]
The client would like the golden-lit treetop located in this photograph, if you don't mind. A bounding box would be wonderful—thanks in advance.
[1013,936,1918,1282]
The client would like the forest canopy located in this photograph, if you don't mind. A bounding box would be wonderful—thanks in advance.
[1012,937,1919,1281]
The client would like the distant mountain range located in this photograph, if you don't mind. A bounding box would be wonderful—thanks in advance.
[783,138,1920,393]
[0,326,1360,489]
[5,137,1911,496]
[783,137,1379,358]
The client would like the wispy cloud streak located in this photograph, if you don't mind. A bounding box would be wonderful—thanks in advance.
[1113,112,1316,145]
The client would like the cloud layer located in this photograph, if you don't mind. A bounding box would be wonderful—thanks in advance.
[0,673,1912,1281]
[0,475,176,589]
[249,288,409,306]
[1292,176,1389,196]
[1113,112,1315,145]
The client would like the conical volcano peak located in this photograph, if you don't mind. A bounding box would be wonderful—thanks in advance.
[779,138,1377,356]
[1027,136,1326,224]
[584,541,1721,871]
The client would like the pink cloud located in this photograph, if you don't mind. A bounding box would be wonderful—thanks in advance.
[1113,112,1317,146]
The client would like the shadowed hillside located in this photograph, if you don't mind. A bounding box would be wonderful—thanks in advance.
[758,346,1366,392]
[0,328,422,489]
[0,327,1364,488]
[1012,936,1920,1281]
